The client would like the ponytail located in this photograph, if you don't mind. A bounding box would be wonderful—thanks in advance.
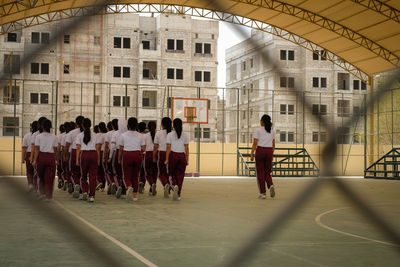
[162,117,172,133]
[148,121,156,142]
[76,115,84,132]
[173,118,183,139]
[261,114,272,133]
[82,118,92,145]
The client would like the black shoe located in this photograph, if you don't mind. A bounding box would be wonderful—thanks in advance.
[68,183,74,194]
[138,182,144,194]
[57,179,64,189]
[107,185,112,195]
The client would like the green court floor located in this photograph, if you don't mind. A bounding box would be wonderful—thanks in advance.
[0,177,399,266]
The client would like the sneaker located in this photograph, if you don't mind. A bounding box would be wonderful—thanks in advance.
[151,183,157,196]
[172,185,179,201]
[270,186,275,198]
[62,181,68,191]
[88,196,94,203]
[68,183,74,194]
[133,197,138,202]
[138,182,144,194]
[78,194,83,200]
[73,184,80,198]
[107,185,112,195]
[57,178,63,189]
[115,186,122,199]
[120,195,126,199]
[177,197,181,201]
[164,184,170,198]
[37,194,46,200]
[96,183,103,191]
[27,184,35,193]
[111,183,117,195]
[259,194,266,199]
[126,187,133,201]
[100,188,105,192]
[82,193,88,201]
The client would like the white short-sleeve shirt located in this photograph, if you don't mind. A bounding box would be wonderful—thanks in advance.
[154,129,168,151]
[76,132,100,151]
[66,128,81,151]
[253,127,275,147]
[61,133,68,147]
[120,131,145,151]
[98,133,106,151]
[105,130,114,144]
[35,132,58,153]
[58,133,65,145]
[145,132,155,151]
[30,130,40,146]
[22,132,32,152]
[166,131,189,153]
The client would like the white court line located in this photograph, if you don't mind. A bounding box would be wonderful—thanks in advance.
[54,200,158,267]
[315,207,399,247]
[270,248,326,267]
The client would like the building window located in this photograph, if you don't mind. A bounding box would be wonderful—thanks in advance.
[195,71,202,82]
[40,93,49,104]
[167,39,174,50]
[353,80,360,90]
[3,117,19,137]
[122,96,130,107]
[41,63,49,74]
[203,128,210,139]
[288,104,294,115]
[204,43,211,54]
[338,100,350,117]
[142,91,157,108]
[280,131,286,142]
[204,71,211,82]
[94,65,100,76]
[194,128,201,139]
[337,127,350,144]
[313,50,327,60]
[113,96,121,107]
[64,35,70,44]
[288,50,295,60]
[242,85,246,95]
[143,69,150,79]
[31,32,40,43]
[321,77,327,88]
[63,64,70,74]
[176,69,183,80]
[312,104,327,115]
[41,33,50,44]
[195,43,202,53]
[167,68,174,79]
[280,104,286,115]
[113,66,121,77]
[142,41,150,49]
[242,61,246,71]
[338,73,350,90]
[312,77,319,88]
[7,33,17,42]
[167,39,184,52]
[4,54,20,74]
[123,38,130,49]
[280,77,287,88]
[288,77,295,88]
[288,132,294,142]
[122,67,130,78]
[280,50,287,60]
[280,77,295,88]
[320,50,327,60]
[31,63,39,74]
[114,37,121,48]
[3,86,19,103]
[94,36,101,46]
[361,81,367,90]
[30,93,38,104]
[176,39,183,50]
[313,132,327,142]
[312,51,319,60]
[63,94,69,104]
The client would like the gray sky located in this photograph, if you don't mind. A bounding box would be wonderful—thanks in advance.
[217,22,251,88]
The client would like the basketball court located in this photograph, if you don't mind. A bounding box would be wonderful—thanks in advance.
[1,176,399,266]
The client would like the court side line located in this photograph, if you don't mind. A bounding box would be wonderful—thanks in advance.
[270,248,326,267]
[54,200,158,267]
[315,207,399,247]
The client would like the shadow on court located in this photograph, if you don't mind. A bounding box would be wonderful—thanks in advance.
[0,176,399,266]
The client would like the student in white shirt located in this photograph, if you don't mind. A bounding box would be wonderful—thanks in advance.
[22,121,38,192]
[64,115,84,198]
[144,121,158,196]
[29,116,47,194]
[112,118,128,199]
[56,124,66,190]
[137,122,147,194]
[153,117,172,198]
[61,121,75,193]
[104,119,118,195]
[118,117,145,202]
[32,119,59,200]
[165,118,189,201]
[76,118,101,203]
[96,122,107,191]
[250,114,276,199]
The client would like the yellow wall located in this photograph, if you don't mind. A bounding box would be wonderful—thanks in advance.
[0,138,374,176]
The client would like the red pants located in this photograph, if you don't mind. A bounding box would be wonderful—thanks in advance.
[105,151,114,185]
[157,151,169,186]
[80,151,98,197]
[25,152,34,185]
[70,149,80,185]
[145,151,157,185]
[62,153,70,183]
[122,151,142,193]
[255,147,274,193]
[36,152,56,199]
[168,152,187,196]
[57,151,62,180]
[97,151,105,187]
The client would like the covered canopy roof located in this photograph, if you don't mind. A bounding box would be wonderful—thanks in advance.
[0,0,399,77]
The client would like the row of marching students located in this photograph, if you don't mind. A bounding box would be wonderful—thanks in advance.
[22,115,189,202]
